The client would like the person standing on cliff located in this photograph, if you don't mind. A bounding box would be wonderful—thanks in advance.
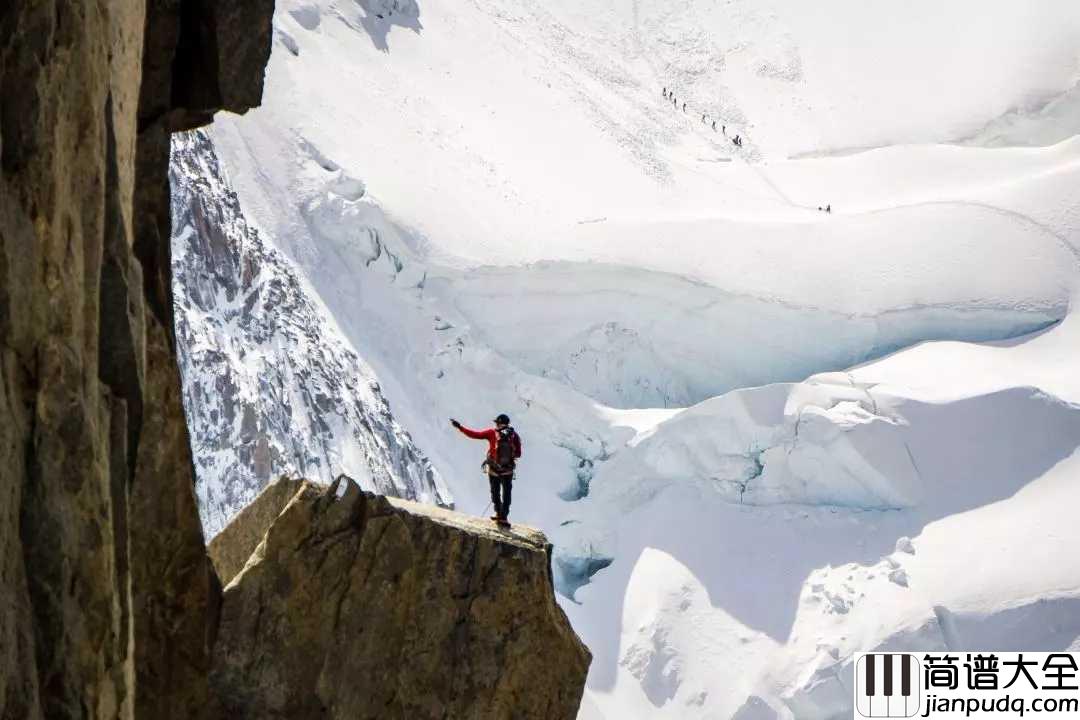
[450,414,522,526]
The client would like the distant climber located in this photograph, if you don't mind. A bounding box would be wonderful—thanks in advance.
[712,120,717,131]
[722,124,726,136]
[701,113,706,123]
[682,101,686,111]
[733,135,742,147]
[825,204,832,213]
[451,414,522,526]
[663,87,668,98]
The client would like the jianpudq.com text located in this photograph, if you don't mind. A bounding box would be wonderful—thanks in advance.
[923,694,1080,717]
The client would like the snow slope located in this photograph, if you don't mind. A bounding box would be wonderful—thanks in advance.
[207,0,1080,411]
[213,0,1080,257]
[559,313,1080,718]
[172,0,1080,716]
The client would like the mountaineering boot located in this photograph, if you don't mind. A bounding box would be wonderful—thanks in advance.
[490,515,502,522]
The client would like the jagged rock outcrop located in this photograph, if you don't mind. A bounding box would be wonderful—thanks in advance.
[207,477,315,586]
[0,1,272,718]
[208,476,591,720]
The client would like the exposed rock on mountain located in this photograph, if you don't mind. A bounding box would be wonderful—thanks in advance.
[169,130,450,536]
[207,477,316,586]
[0,1,272,717]
[209,476,591,720]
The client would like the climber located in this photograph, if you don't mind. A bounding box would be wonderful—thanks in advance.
[712,120,716,131]
[450,414,522,526]
[663,87,668,98]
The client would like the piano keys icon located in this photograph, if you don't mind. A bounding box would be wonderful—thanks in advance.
[855,653,921,718]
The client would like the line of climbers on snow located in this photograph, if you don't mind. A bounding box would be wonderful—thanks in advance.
[663,86,743,147]
[662,86,834,213]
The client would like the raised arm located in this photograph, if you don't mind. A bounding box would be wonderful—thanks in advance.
[452,420,491,440]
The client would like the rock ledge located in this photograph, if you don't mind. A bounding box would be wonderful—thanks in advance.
[210,476,591,720]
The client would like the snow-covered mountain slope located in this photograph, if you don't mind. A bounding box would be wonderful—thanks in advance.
[170,130,449,535]
[211,0,1080,267]
[171,0,1080,717]
[206,0,1080,413]
[558,313,1080,719]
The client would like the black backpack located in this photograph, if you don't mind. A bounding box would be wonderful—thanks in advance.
[492,426,517,474]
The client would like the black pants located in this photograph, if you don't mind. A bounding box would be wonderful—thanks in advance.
[489,473,513,519]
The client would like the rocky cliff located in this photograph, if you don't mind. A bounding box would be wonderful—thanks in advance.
[0,1,272,718]
[208,476,591,720]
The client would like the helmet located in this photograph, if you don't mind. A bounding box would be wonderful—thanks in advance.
[494,413,511,425]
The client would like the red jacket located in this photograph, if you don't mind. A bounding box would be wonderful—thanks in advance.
[456,424,522,462]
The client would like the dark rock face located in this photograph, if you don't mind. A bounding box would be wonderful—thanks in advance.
[0,1,272,718]
[131,4,273,716]
[209,477,592,720]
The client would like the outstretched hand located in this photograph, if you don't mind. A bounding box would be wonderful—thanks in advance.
[450,418,461,429]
